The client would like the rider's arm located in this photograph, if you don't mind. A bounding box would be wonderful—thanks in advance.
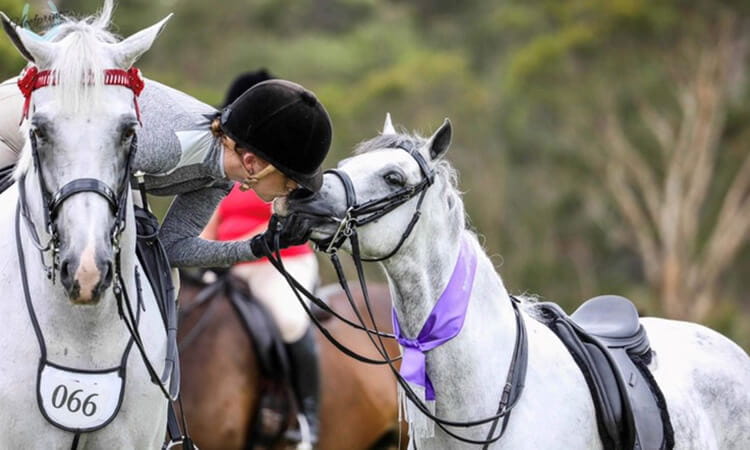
[158,185,263,268]
[199,208,220,240]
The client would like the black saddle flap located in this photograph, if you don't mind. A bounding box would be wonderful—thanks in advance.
[538,300,673,450]
[543,303,630,449]
[224,276,290,380]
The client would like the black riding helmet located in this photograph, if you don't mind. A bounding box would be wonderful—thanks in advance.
[220,79,332,192]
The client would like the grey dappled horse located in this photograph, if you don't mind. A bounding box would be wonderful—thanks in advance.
[283,115,750,449]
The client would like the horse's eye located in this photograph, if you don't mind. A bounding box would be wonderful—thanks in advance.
[32,127,46,141]
[384,171,405,186]
[122,127,136,142]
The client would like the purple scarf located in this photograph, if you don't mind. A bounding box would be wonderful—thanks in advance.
[391,237,478,401]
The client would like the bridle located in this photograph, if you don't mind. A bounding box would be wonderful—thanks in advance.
[15,65,182,402]
[263,144,529,447]
[16,65,144,281]
[18,131,135,282]
[319,140,434,260]
[14,65,194,449]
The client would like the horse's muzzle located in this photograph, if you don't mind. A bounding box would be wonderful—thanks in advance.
[59,251,114,304]
[283,189,345,244]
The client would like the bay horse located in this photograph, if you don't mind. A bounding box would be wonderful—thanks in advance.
[282,114,750,448]
[177,269,404,449]
[0,3,175,448]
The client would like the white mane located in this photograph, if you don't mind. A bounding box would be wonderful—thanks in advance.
[46,1,120,115]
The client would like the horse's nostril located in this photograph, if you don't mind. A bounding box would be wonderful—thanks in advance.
[58,257,77,297]
[60,260,70,282]
[289,187,315,201]
[101,261,114,288]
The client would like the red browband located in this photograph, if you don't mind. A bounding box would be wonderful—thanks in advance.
[17,66,146,125]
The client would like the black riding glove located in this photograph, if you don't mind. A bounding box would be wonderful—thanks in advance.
[249,214,313,258]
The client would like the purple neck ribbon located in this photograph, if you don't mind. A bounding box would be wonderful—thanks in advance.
[391,236,477,401]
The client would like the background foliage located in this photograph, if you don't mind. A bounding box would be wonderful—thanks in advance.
[1,0,749,349]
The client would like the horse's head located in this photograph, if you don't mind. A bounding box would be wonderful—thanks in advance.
[1,3,171,304]
[283,114,463,261]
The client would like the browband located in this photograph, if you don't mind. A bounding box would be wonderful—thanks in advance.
[17,66,146,125]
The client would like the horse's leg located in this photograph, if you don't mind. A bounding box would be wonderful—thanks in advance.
[644,318,750,449]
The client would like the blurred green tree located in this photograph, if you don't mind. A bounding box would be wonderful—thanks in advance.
[0,0,26,78]
[498,0,750,322]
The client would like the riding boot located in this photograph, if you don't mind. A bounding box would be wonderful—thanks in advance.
[284,327,320,446]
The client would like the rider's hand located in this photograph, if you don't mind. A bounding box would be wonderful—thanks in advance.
[249,214,313,258]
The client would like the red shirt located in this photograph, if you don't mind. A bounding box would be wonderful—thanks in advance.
[216,184,313,263]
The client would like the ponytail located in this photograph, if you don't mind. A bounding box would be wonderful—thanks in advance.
[210,117,223,137]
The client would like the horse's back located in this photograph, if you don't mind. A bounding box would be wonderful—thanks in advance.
[643,317,750,449]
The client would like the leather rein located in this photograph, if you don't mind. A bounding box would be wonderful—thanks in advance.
[261,144,529,446]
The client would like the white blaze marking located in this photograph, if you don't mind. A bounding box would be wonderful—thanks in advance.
[75,230,101,303]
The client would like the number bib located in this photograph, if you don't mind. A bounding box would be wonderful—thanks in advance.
[37,362,126,432]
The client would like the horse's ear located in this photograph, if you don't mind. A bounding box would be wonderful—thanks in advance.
[382,113,396,135]
[110,13,172,69]
[427,118,452,160]
[1,12,56,66]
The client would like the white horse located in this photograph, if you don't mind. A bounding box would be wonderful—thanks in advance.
[0,4,173,449]
[283,115,750,449]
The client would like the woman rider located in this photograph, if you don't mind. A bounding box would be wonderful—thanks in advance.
[202,69,323,444]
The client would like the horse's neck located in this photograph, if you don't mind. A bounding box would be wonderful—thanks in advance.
[385,229,517,369]
[384,234,460,336]
[386,227,512,328]
[17,176,136,368]
[385,232,522,428]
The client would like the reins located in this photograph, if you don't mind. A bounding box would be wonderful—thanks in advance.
[265,145,529,446]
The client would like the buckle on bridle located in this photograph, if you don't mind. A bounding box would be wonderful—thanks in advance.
[324,207,354,254]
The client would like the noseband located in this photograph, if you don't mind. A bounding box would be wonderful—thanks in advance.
[321,142,434,261]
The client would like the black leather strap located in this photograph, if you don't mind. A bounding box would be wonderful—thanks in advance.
[49,178,118,217]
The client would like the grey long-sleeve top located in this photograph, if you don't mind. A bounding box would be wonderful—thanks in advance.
[0,77,260,268]
[136,80,261,268]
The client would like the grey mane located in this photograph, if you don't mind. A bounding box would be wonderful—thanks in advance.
[354,130,467,232]
[354,133,427,155]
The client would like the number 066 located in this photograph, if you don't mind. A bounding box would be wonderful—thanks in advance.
[51,385,98,417]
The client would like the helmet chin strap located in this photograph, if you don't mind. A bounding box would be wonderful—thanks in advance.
[240,163,277,191]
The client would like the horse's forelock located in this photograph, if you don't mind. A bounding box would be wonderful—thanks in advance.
[353,133,426,156]
[15,6,123,173]
[42,11,120,116]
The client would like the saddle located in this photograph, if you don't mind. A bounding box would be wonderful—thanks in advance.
[537,295,674,450]
[213,273,332,447]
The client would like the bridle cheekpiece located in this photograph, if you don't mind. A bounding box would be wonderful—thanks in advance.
[321,143,435,261]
